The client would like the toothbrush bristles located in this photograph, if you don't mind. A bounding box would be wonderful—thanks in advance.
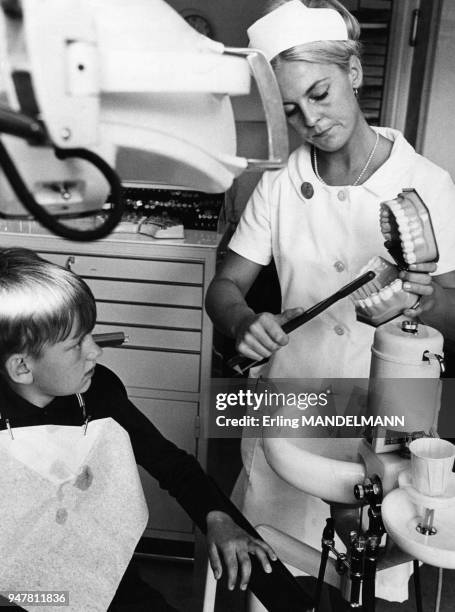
[371,279,383,292]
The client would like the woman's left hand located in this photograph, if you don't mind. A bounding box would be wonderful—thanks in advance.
[206,510,277,591]
[400,262,438,318]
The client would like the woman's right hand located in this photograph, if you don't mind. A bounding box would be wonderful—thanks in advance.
[234,308,304,361]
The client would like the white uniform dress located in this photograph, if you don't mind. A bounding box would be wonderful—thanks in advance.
[228,127,455,602]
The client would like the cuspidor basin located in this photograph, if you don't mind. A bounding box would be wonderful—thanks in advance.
[382,482,455,569]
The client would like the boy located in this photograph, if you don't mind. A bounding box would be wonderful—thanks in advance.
[0,247,277,612]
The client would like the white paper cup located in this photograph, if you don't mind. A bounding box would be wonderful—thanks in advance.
[410,438,455,496]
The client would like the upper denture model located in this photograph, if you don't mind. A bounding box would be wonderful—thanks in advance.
[380,189,439,267]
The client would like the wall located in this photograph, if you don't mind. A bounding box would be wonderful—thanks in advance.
[420,0,455,179]
[166,0,360,45]
[165,0,265,46]
[166,0,272,123]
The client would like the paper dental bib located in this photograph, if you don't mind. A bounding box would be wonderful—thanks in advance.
[0,418,149,612]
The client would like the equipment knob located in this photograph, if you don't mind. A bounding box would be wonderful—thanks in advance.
[354,483,365,500]
[354,476,383,503]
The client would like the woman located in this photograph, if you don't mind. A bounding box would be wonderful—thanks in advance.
[206,0,455,605]
[207,0,455,377]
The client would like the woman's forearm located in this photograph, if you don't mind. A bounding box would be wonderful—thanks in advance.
[205,277,255,338]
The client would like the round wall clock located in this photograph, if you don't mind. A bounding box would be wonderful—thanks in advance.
[181,10,214,38]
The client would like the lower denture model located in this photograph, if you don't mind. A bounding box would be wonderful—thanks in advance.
[353,189,439,326]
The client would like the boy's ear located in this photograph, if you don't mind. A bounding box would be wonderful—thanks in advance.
[5,354,34,385]
[349,55,363,90]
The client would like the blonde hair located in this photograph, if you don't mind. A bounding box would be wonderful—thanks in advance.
[0,248,96,368]
[265,0,362,71]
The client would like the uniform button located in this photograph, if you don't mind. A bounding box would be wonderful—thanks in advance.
[334,260,345,272]
[334,325,345,336]
[337,189,347,201]
[300,181,314,199]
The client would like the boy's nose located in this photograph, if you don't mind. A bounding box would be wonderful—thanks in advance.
[85,335,103,360]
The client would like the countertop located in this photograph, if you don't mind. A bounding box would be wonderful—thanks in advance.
[0,219,220,249]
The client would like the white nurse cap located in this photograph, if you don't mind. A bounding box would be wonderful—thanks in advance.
[247,0,349,61]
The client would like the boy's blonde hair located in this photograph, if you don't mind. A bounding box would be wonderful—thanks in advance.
[0,248,96,370]
[265,0,362,72]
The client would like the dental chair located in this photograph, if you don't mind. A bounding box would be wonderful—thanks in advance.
[201,467,418,612]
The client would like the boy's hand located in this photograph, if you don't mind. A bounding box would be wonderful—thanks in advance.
[206,510,277,591]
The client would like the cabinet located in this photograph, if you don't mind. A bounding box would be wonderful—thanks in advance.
[0,223,219,541]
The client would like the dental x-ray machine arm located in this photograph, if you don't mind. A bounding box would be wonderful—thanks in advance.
[0,0,288,241]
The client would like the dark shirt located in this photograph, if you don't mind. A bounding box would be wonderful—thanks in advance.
[0,364,227,532]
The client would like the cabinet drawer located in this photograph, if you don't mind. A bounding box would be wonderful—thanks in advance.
[133,397,198,534]
[86,278,202,307]
[97,302,201,330]
[41,252,204,284]
[94,323,201,352]
[99,348,200,392]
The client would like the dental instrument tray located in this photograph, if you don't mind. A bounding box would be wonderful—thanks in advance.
[112,183,224,232]
[353,189,439,327]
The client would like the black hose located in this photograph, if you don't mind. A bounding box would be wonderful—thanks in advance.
[315,547,329,611]
[315,519,335,611]
[0,138,124,241]
[0,105,46,142]
[413,559,423,612]
[362,557,376,612]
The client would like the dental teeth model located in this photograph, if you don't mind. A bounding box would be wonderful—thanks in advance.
[354,189,439,327]
[352,256,419,326]
[380,189,439,267]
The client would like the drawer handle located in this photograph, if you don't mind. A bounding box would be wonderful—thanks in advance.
[65,255,75,271]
